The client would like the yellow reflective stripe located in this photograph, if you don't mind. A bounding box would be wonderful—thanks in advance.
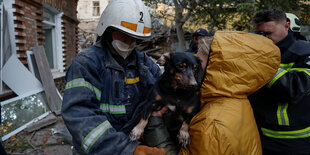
[284,103,289,125]
[288,68,310,76]
[267,68,287,88]
[261,126,310,139]
[143,27,151,34]
[280,62,295,69]
[268,67,310,88]
[121,21,137,32]
[277,104,282,125]
[277,103,289,126]
[125,77,140,84]
[82,120,112,153]
[193,54,197,56]
[100,104,126,114]
[65,78,102,101]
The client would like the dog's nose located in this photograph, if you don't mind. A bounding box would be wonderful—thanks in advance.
[189,76,198,87]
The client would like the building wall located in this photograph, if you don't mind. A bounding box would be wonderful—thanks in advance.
[13,0,44,66]
[77,0,109,20]
[77,0,109,33]
[62,15,79,69]
[12,0,79,70]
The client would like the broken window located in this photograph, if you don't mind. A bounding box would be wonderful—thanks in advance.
[0,2,59,141]
[42,5,64,74]
[92,1,100,16]
[1,91,50,141]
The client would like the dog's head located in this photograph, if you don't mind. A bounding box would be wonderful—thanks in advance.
[159,52,203,90]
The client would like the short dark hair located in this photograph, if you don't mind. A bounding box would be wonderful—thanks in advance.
[252,9,287,26]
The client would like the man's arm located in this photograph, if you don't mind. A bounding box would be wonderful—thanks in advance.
[266,57,310,103]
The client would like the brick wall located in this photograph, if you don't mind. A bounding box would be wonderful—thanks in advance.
[12,0,79,69]
[62,16,79,70]
[13,0,44,67]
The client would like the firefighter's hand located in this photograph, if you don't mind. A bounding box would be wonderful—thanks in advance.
[133,145,165,155]
[151,106,168,117]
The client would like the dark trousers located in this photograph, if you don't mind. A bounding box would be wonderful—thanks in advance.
[0,142,7,155]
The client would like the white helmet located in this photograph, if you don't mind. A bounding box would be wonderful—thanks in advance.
[286,13,301,32]
[96,0,152,39]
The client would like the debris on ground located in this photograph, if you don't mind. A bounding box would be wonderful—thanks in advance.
[3,115,72,155]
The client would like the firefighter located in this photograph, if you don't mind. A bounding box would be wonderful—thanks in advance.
[250,9,310,154]
[61,0,166,154]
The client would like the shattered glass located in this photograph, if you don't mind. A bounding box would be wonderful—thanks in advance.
[0,92,49,138]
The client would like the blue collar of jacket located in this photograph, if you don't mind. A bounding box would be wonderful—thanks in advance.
[276,31,296,54]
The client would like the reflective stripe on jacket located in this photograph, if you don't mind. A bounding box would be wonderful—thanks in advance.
[62,45,161,155]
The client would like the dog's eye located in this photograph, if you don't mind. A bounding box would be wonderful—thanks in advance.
[177,64,184,70]
[193,65,198,72]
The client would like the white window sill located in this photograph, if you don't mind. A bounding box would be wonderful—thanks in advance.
[52,71,66,79]
[0,89,13,96]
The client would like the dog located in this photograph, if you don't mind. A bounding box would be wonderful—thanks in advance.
[130,52,202,147]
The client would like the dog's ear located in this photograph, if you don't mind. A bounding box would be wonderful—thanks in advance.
[157,53,170,66]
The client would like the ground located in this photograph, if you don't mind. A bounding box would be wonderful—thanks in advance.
[3,116,72,155]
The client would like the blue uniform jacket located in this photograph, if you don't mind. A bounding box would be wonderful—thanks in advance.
[62,45,161,155]
[249,31,310,153]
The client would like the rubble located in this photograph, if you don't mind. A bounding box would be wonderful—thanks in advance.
[24,114,57,133]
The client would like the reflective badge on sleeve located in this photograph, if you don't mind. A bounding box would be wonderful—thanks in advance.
[100,103,126,114]
[65,78,102,101]
[82,120,112,153]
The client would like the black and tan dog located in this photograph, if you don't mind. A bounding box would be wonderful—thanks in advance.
[130,52,202,147]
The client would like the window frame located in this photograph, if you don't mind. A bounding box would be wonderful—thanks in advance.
[0,2,3,93]
[92,1,100,17]
[42,4,64,73]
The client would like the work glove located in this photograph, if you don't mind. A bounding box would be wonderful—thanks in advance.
[133,145,165,155]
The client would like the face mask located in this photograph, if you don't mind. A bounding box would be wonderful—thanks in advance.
[111,40,136,59]
[198,36,213,56]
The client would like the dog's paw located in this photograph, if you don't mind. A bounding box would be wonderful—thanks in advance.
[130,127,144,141]
[178,130,190,148]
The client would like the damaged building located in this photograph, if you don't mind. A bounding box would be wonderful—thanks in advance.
[77,0,109,33]
[0,0,79,142]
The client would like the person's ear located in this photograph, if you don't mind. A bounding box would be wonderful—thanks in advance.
[284,21,290,31]
[157,53,170,66]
